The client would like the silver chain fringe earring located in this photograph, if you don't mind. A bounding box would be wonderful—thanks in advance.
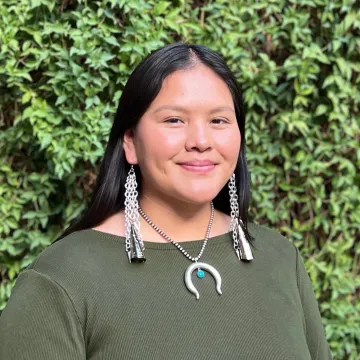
[124,165,146,263]
[228,173,254,261]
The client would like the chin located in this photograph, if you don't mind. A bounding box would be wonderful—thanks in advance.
[175,189,219,205]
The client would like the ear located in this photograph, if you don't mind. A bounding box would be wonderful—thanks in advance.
[123,128,138,165]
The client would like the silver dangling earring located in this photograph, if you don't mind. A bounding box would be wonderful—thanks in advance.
[124,165,146,263]
[228,173,254,261]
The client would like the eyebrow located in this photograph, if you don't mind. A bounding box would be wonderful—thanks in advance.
[152,105,235,114]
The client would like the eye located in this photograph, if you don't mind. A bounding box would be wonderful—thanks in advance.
[164,118,183,124]
[212,118,229,124]
[164,118,229,124]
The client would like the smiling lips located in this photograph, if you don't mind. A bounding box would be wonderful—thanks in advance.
[178,160,216,174]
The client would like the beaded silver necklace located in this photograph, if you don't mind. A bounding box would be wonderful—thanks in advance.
[138,201,222,300]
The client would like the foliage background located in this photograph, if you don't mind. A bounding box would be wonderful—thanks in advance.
[0,0,359,358]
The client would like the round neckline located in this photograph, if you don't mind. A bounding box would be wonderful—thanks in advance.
[85,228,233,250]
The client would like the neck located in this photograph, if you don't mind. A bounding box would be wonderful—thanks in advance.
[138,193,214,242]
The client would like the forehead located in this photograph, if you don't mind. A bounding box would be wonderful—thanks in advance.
[148,64,234,112]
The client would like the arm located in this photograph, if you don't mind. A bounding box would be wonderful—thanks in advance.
[0,269,86,360]
[294,245,333,360]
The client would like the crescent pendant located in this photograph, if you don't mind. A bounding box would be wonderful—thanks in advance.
[184,262,222,300]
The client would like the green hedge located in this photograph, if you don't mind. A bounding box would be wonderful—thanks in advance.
[0,0,359,359]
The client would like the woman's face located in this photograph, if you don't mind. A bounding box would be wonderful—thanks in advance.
[124,64,241,205]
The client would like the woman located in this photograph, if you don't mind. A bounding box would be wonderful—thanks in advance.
[0,43,332,359]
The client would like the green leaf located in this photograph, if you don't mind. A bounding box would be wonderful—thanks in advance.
[55,95,67,106]
[33,32,42,46]
[22,92,33,104]
[153,1,170,16]
[315,104,328,116]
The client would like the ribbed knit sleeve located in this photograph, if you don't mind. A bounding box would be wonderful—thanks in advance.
[0,269,86,360]
[294,245,333,360]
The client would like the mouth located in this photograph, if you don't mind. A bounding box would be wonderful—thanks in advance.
[178,164,216,174]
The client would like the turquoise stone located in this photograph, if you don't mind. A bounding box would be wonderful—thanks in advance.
[197,269,205,278]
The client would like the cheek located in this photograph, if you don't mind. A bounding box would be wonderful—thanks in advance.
[159,130,185,151]
[137,129,184,163]
[214,128,241,159]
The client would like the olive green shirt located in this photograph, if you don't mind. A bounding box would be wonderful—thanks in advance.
[0,222,332,359]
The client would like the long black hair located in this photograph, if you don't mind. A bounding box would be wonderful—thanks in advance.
[55,42,255,247]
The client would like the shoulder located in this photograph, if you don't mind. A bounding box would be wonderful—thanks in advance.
[27,229,122,286]
[23,229,125,323]
[247,221,297,260]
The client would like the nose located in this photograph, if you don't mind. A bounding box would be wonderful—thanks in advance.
[184,121,213,152]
